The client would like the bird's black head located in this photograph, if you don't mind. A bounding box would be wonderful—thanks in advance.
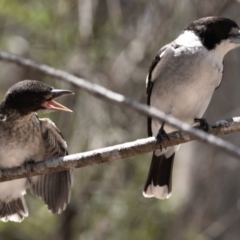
[2,80,74,116]
[186,16,240,50]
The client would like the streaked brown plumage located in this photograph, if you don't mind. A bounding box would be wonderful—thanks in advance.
[0,80,74,222]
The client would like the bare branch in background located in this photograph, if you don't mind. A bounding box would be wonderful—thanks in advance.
[78,0,97,42]
[110,4,173,85]
[106,0,122,25]
[0,117,240,182]
[0,51,240,158]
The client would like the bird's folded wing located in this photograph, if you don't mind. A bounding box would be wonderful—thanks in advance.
[146,43,175,136]
[29,118,73,214]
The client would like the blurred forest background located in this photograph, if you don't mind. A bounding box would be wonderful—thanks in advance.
[0,0,240,239]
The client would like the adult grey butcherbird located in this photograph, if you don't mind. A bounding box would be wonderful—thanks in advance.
[143,16,240,199]
[0,80,74,222]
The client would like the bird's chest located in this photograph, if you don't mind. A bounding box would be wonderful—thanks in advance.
[0,118,44,168]
[175,47,223,87]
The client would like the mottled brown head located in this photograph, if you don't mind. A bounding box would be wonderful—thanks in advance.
[2,80,74,115]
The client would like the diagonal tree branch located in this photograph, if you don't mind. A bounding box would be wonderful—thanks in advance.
[0,117,240,182]
[0,51,240,159]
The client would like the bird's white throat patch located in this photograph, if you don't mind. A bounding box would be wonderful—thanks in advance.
[213,39,240,58]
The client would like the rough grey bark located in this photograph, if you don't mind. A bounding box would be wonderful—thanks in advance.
[0,117,239,182]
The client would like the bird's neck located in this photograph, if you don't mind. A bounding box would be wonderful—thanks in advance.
[0,101,34,122]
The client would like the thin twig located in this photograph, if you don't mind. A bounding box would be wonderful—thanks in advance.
[0,51,240,159]
[0,117,239,182]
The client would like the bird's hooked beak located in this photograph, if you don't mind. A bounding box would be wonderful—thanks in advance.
[231,29,240,44]
[43,89,74,112]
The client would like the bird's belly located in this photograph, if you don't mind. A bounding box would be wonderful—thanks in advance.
[0,179,27,200]
[0,122,44,200]
[0,120,44,168]
[0,136,43,168]
[151,90,214,135]
[151,54,222,135]
[0,144,30,200]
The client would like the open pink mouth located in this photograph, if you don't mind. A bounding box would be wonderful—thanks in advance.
[43,100,72,112]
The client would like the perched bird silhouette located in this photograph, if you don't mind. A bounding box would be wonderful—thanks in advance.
[143,17,240,199]
[0,80,74,222]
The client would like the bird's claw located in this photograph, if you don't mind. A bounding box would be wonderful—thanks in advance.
[24,159,35,173]
[194,118,212,132]
[156,123,169,151]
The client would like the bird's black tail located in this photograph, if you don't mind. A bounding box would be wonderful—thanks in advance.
[0,196,28,222]
[143,151,175,199]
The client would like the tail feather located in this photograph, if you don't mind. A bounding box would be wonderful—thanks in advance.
[0,197,28,222]
[143,152,175,199]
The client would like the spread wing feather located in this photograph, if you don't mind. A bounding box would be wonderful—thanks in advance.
[29,118,73,214]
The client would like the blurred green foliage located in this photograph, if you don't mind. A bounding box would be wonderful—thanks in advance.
[0,0,240,240]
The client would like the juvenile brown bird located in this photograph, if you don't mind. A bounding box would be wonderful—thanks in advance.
[0,80,74,222]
